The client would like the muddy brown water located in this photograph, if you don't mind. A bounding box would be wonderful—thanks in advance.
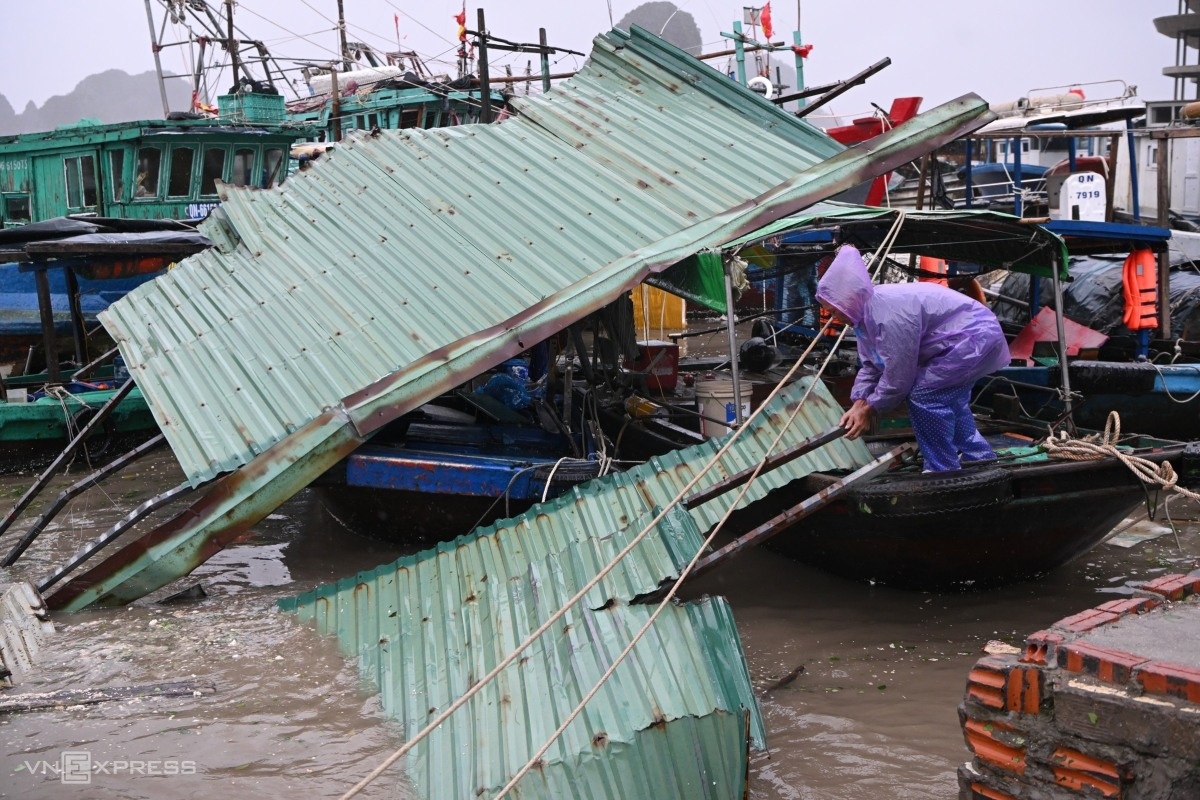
[3,320,1199,799]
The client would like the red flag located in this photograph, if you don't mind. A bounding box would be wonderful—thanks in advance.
[455,3,467,42]
[761,3,773,39]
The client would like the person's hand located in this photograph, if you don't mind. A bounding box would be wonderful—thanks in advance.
[839,399,873,440]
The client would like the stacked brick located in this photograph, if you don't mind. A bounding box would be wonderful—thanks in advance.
[958,573,1200,800]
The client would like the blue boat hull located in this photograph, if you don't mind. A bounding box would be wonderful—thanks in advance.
[0,261,160,337]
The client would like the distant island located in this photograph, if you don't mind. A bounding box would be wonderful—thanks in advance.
[0,70,192,135]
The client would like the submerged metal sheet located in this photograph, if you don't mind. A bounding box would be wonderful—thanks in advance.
[281,378,866,799]
[100,27,989,487]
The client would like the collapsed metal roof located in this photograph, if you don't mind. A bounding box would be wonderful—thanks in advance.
[100,27,988,487]
[281,378,867,799]
[57,27,992,611]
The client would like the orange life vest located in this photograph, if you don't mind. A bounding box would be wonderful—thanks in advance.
[1122,249,1158,331]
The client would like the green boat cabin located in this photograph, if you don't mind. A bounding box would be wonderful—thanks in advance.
[0,102,312,227]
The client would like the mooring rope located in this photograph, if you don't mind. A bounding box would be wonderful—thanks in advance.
[1042,411,1200,501]
[340,212,908,800]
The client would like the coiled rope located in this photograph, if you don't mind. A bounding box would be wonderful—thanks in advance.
[1042,411,1200,501]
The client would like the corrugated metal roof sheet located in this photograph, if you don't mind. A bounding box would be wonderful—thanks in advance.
[281,378,866,799]
[55,28,990,611]
[99,26,990,487]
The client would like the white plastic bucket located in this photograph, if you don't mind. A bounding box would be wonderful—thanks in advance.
[695,379,751,439]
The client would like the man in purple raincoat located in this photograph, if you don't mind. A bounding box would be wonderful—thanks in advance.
[815,245,1011,472]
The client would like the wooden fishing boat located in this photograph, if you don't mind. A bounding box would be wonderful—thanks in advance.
[313,382,605,540]
[720,426,1193,589]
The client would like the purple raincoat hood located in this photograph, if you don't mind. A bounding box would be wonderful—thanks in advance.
[815,245,873,325]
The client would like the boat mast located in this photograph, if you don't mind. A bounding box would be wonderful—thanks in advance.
[225,0,242,88]
[144,0,172,116]
[336,0,352,71]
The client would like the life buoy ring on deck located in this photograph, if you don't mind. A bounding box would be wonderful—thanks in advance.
[747,76,777,100]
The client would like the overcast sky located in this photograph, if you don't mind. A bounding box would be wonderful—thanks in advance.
[1,1,1183,122]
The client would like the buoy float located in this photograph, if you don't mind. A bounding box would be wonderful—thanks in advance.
[747,76,777,100]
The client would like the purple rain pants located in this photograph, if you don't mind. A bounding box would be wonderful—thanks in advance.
[907,385,995,472]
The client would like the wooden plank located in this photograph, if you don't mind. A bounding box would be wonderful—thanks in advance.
[683,425,845,509]
[636,443,914,603]
[0,681,216,714]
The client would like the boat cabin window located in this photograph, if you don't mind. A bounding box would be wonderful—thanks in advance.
[168,146,195,197]
[200,147,227,195]
[231,147,255,187]
[3,194,30,224]
[135,147,162,198]
[109,150,126,202]
[63,155,98,209]
[264,148,284,188]
[401,108,422,129]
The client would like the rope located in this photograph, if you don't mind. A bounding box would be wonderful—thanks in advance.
[341,215,908,800]
[1042,411,1200,501]
[1146,360,1200,404]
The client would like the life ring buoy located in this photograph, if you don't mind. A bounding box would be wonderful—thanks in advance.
[747,76,777,100]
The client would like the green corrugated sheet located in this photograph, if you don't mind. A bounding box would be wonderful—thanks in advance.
[52,26,990,611]
[282,378,867,799]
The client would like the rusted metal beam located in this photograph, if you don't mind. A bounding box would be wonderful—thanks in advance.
[39,479,201,597]
[2,434,166,567]
[684,425,845,509]
[0,379,136,540]
[636,443,915,604]
[46,411,363,611]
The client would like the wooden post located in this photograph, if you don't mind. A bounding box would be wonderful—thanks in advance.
[1157,132,1171,229]
[34,267,60,385]
[64,267,87,367]
[477,9,493,123]
[539,28,551,93]
[329,65,342,141]
[915,153,930,211]
[1105,132,1120,222]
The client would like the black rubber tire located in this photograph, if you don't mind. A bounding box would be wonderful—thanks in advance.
[531,460,604,486]
[1068,361,1157,394]
[847,467,1013,518]
[70,408,116,462]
